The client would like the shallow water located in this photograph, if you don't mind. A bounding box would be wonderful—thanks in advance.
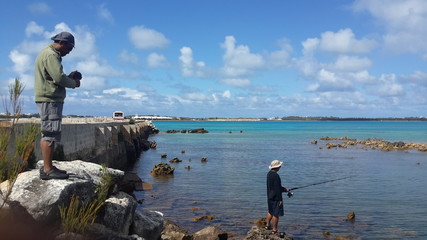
[133,121,427,239]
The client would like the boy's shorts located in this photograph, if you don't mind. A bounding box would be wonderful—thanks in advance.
[36,102,63,142]
[268,199,284,217]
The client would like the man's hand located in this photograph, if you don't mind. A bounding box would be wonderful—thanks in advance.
[74,79,81,88]
[69,71,82,80]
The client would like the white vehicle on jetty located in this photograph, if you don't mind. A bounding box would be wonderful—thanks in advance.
[113,111,125,121]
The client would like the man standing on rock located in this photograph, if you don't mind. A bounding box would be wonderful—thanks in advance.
[265,160,289,236]
[34,31,82,180]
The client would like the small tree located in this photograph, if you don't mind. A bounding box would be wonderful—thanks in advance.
[0,78,39,209]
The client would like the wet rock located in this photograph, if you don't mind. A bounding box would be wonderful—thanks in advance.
[201,157,208,162]
[118,172,144,193]
[311,140,317,144]
[130,210,164,240]
[166,130,180,133]
[185,166,191,170]
[102,192,137,235]
[320,137,427,152]
[189,128,209,133]
[161,219,192,240]
[244,226,293,240]
[161,154,167,158]
[193,215,215,222]
[150,163,175,176]
[193,226,228,240]
[169,157,183,163]
[346,211,355,222]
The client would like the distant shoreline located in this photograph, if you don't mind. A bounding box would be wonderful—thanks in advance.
[150,117,427,122]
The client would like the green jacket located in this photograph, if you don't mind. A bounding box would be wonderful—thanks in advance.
[34,44,76,103]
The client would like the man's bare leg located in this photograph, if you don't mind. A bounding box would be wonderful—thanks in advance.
[266,212,273,228]
[272,216,279,232]
[41,139,54,173]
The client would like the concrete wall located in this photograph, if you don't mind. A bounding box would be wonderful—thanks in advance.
[27,119,157,170]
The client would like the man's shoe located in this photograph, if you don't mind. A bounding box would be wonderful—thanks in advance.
[39,166,67,174]
[40,167,69,180]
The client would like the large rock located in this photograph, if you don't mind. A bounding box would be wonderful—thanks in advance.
[130,209,164,240]
[0,160,124,223]
[102,191,137,235]
[193,226,228,240]
[161,219,192,240]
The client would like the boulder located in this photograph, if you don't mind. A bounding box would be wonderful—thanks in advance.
[150,163,175,176]
[101,191,137,235]
[0,160,123,224]
[161,219,192,240]
[193,226,228,240]
[130,209,164,240]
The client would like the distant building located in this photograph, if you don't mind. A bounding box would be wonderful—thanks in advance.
[113,111,125,121]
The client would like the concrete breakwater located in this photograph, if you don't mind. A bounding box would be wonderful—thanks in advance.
[11,118,159,170]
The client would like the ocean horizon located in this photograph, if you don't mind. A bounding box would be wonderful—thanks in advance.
[133,121,427,239]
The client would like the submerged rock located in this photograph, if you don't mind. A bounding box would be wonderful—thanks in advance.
[169,157,183,163]
[346,211,356,222]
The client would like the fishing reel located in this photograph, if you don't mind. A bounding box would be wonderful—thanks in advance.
[287,191,293,198]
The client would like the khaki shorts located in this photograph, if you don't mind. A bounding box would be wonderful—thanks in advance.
[36,102,63,142]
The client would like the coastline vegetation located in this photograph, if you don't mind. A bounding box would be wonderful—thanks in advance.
[1,78,39,210]
[59,165,112,235]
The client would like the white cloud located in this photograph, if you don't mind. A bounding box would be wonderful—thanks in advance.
[376,74,404,96]
[220,78,251,88]
[318,29,376,54]
[76,57,123,77]
[302,38,320,56]
[179,46,207,77]
[349,70,376,83]
[267,38,293,68]
[222,90,232,99]
[79,76,106,90]
[25,21,44,37]
[128,25,170,50]
[147,52,167,68]
[221,36,264,77]
[331,55,372,72]
[28,2,51,15]
[353,0,427,55]
[184,92,207,101]
[97,3,114,24]
[308,69,353,92]
[118,49,139,65]
[103,88,147,100]
[9,50,33,74]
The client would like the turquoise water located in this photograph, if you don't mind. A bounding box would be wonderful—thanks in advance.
[133,121,427,239]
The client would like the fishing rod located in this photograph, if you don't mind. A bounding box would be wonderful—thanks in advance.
[287,176,353,198]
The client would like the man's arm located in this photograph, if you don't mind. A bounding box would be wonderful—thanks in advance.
[45,54,77,88]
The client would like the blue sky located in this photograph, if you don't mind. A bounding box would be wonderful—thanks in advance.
[1,0,427,118]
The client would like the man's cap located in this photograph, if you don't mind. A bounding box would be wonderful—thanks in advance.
[51,32,75,47]
[269,160,283,169]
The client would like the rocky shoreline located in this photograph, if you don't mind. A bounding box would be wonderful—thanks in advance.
[313,136,427,152]
[0,159,280,240]
[1,121,273,240]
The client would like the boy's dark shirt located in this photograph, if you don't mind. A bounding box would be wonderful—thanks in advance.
[267,170,283,201]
